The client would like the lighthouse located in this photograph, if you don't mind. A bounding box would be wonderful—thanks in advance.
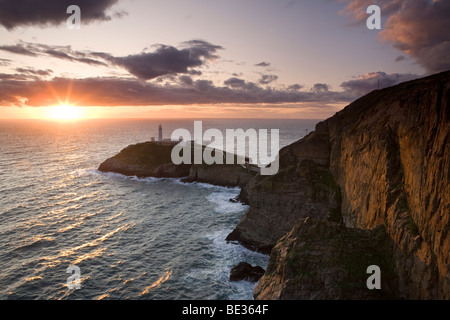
[158,124,163,142]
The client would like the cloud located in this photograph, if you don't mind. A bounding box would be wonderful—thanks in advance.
[109,41,223,80]
[0,41,107,65]
[0,67,53,82]
[259,74,278,85]
[287,84,303,91]
[0,76,355,108]
[0,0,122,30]
[395,55,406,62]
[312,83,329,92]
[255,62,271,67]
[0,69,422,108]
[224,77,247,89]
[178,75,193,86]
[0,40,223,80]
[0,58,11,66]
[340,71,419,97]
[0,42,38,56]
[379,0,450,73]
[337,0,450,73]
[15,67,53,77]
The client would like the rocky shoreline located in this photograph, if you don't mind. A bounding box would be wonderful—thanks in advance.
[98,71,449,300]
[98,141,256,188]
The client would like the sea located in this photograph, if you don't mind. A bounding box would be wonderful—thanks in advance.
[0,118,320,300]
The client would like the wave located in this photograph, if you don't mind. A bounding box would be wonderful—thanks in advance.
[13,236,55,252]
[206,192,247,214]
[94,168,242,193]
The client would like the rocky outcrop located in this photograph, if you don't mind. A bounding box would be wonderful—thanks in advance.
[230,262,265,283]
[254,218,397,300]
[230,71,449,299]
[98,141,256,187]
[182,164,254,188]
[226,159,341,253]
[99,141,191,178]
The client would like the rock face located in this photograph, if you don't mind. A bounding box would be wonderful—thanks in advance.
[230,262,265,283]
[254,218,397,300]
[99,141,191,178]
[226,159,341,253]
[98,141,256,187]
[230,71,450,299]
[183,164,254,188]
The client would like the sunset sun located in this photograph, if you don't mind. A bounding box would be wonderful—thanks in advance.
[47,105,83,120]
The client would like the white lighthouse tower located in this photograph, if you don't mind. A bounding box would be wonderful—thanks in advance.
[158,124,163,142]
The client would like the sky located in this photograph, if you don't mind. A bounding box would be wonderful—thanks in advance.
[0,0,448,119]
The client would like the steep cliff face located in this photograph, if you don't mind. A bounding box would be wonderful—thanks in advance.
[226,158,341,253]
[254,218,397,300]
[326,71,449,299]
[233,71,449,299]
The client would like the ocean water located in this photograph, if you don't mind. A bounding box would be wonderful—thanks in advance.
[0,118,320,300]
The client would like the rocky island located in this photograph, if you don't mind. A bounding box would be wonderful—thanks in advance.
[99,71,449,300]
[98,141,256,188]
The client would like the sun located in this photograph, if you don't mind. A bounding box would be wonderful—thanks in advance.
[47,105,84,120]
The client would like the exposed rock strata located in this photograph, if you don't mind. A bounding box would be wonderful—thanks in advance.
[254,218,397,300]
[230,71,449,299]
[226,159,341,253]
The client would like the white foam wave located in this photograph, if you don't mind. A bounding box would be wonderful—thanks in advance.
[206,192,247,214]
[173,179,240,192]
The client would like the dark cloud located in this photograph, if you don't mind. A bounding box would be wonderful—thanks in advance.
[0,73,29,81]
[0,70,421,108]
[0,0,122,30]
[0,67,53,82]
[0,40,223,80]
[110,41,223,80]
[337,0,450,73]
[395,55,406,62]
[180,40,223,60]
[287,84,303,91]
[340,71,419,97]
[44,48,107,66]
[224,77,246,89]
[379,0,450,73]
[0,42,38,56]
[188,69,202,76]
[178,75,193,86]
[312,83,329,92]
[259,74,278,85]
[0,76,355,107]
[15,67,53,77]
[255,62,271,67]
[0,41,107,66]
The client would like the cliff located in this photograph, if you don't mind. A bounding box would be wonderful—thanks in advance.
[229,71,449,299]
[98,141,255,187]
[254,218,397,299]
